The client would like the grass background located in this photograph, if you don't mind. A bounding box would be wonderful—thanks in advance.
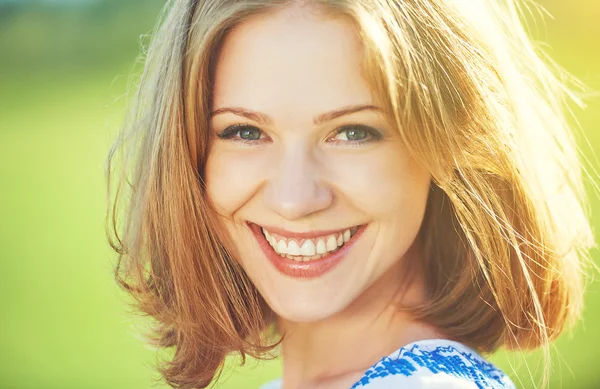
[0,0,598,388]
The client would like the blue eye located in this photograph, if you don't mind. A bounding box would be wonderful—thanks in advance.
[215,123,383,145]
[217,124,263,142]
[330,125,382,143]
[237,126,261,140]
[337,126,367,141]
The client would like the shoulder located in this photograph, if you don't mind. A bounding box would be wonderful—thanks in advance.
[349,339,516,389]
[259,378,282,389]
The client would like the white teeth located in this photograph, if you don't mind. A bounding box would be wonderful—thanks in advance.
[262,226,361,261]
[300,240,316,256]
[326,235,337,251]
[316,239,327,254]
[343,229,350,243]
[287,241,301,256]
[263,228,272,242]
[277,239,287,254]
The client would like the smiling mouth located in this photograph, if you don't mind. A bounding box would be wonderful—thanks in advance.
[259,225,361,262]
[248,222,368,278]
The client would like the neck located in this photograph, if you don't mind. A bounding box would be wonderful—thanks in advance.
[276,249,442,389]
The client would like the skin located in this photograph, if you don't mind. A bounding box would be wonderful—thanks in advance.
[205,4,440,389]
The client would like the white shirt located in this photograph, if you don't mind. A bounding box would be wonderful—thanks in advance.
[259,339,515,389]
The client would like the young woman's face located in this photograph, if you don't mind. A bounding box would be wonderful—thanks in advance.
[205,6,431,322]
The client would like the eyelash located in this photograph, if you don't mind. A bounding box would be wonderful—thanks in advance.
[215,124,383,145]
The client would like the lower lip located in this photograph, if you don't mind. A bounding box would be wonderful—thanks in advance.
[248,222,367,279]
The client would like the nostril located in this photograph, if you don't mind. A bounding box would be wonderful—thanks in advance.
[263,171,333,221]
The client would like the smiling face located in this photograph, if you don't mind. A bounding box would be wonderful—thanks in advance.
[205,5,432,323]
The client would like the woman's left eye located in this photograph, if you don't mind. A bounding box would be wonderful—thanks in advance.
[329,125,382,143]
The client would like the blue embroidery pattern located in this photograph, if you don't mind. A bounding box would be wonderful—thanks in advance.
[350,343,513,389]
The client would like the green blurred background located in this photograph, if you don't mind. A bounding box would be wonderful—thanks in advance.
[0,0,598,388]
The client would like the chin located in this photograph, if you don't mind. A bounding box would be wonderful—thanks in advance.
[264,282,365,324]
[272,302,345,324]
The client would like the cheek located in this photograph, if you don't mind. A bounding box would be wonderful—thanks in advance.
[329,143,431,218]
[204,146,269,215]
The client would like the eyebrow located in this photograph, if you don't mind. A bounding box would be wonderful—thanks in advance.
[210,104,381,125]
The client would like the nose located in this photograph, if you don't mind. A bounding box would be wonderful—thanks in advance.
[263,144,333,221]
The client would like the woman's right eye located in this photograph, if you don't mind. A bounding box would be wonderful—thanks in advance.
[216,124,264,143]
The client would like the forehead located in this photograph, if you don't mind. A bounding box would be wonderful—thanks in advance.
[211,6,376,117]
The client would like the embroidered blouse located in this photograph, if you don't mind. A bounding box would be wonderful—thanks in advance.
[259,339,516,389]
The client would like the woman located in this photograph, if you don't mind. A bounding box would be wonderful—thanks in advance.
[105,0,595,388]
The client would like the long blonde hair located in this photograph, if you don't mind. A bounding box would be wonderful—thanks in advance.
[105,0,596,388]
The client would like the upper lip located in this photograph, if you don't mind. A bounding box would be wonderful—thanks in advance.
[249,222,359,239]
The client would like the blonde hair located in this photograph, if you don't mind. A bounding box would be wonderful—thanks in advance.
[105,0,596,388]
